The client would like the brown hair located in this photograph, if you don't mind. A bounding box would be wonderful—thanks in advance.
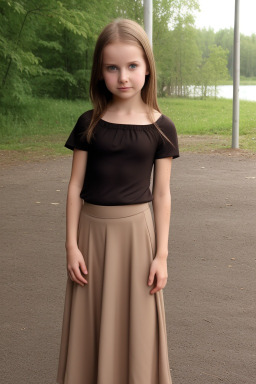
[86,18,173,146]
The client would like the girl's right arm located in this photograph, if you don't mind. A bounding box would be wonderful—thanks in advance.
[66,149,88,287]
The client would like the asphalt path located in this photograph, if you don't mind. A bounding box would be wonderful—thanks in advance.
[1,152,255,384]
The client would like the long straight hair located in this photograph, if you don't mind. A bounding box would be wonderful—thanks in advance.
[86,18,172,145]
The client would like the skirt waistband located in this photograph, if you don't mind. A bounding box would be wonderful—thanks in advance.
[82,201,150,219]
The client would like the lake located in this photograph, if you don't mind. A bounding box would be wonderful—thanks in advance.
[189,85,256,101]
[217,85,256,101]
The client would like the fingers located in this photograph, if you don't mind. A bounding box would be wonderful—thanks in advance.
[148,272,154,287]
[68,265,88,287]
[148,274,168,294]
[79,259,88,276]
[148,258,168,294]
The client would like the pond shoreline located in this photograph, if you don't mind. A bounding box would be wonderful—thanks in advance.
[186,85,256,101]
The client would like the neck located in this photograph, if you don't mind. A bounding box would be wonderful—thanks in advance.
[108,97,148,115]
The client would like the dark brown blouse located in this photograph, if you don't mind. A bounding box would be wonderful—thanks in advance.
[65,109,179,206]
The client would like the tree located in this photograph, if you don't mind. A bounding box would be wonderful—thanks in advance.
[153,0,200,96]
[196,27,215,58]
[200,44,229,98]
[240,34,256,77]
[0,0,91,105]
[215,28,234,77]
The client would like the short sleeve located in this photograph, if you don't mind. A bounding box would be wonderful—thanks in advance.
[65,110,93,151]
[154,115,179,159]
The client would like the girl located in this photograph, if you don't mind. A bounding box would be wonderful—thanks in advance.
[57,18,179,384]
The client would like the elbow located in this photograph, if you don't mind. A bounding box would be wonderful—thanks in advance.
[152,185,171,200]
[67,180,83,198]
[152,190,171,204]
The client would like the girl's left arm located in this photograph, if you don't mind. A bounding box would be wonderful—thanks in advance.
[148,157,172,294]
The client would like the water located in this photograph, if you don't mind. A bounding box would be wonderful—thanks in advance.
[188,85,256,101]
[217,85,256,101]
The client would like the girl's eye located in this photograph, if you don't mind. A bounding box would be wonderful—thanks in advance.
[129,64,137,69]
[107,66,117,71]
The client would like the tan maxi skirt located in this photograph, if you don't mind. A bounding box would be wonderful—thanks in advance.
[56,201,172,384]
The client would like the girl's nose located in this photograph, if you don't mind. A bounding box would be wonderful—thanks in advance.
[119,68,128,83]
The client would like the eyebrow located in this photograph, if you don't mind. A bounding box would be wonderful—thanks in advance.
[103,60,141,65]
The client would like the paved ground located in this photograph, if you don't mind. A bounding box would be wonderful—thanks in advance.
[1,152,255,384]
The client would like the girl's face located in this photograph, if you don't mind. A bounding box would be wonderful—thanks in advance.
[102,42,149,102]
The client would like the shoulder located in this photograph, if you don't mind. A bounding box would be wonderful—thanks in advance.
[152,110,176,130]
[158,114,176,130]
[65,110,93,151]
[156,114,177,140]
[72,109,94,136]
[154,113,179,159]
[76,109,94,126]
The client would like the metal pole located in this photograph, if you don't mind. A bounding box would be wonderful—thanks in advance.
[232,0,240,148]
[144,0,153,47]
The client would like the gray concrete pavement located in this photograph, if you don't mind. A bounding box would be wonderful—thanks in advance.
[1,153,255,384]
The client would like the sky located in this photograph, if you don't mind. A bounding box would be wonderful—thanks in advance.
[194,0,256,36]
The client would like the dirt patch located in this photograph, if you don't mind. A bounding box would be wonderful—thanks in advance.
[0,135,255,168]
[0,149,71,168]
[178,135,256,158]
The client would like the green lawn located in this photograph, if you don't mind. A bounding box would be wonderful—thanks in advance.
[0,96,255,159]
[159,98,256,152]
[219,77,256,85]
[158,98,256,136]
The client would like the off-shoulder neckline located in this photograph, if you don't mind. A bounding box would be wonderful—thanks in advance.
[99,114,164,129]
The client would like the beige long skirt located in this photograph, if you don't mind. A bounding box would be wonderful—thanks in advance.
[56,201,172,384]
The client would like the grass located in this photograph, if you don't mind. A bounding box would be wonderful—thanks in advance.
[219,77,256,85]
[158,98,256,152]
[0,96,255,163]
[159,98,256,135]
[0,97,92,160]
[0,97,91,140]
[221,80,256,85]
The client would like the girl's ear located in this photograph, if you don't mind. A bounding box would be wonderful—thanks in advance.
[145,68,150,75]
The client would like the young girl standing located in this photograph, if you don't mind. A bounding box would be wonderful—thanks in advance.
[57,18,179,384]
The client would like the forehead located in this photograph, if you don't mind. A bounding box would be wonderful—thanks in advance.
[102,42,146,63]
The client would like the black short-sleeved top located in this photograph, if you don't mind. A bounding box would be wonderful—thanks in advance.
[65,109,179,206]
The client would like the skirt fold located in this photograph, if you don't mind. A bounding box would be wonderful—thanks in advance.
[57,202,172,384]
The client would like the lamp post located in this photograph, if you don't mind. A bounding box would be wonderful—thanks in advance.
[144,0,153,47]
[232,0,240,148]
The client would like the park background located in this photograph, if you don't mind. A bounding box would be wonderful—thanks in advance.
[1,2,256,384]
[0,0,256,162]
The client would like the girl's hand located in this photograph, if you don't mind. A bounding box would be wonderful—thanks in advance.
[148,257,168,294]
[66,246,88,287]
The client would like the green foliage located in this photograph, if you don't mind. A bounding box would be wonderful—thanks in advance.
[202,28,256,79]
[0,96,92,139]
[154,1,201,96]
[200,44,229,98]
[0,0,256,109]
[153,1,230,98]
[240,34,256,78]
[214,28,234,75]
[0,0,96,106]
